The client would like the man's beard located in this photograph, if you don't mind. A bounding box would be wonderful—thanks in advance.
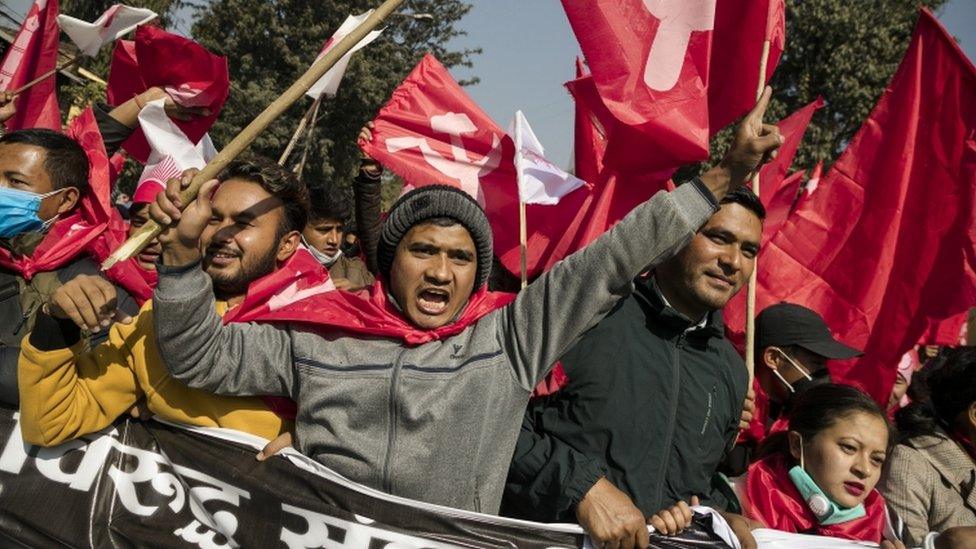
[208,246,278,301]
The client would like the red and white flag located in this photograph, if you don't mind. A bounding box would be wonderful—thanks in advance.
[57,4,156,56]
[106,26,229,163]
[560,0,785,173]
[133,98,216,203]
[0,0,61,131]
[729,10,976,403]
[306,11,383,100]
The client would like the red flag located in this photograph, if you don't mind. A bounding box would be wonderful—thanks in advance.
[0,109,112,278]
[707,0,786,131]
[0,0,61,131]
[572,58,606,185]
[918,311,968,346]
[561,0,784,173]
[730,10,976,403]
[106,26,229,163]
[757,97,823,206]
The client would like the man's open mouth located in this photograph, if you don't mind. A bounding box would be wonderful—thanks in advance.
[417,288,450,315]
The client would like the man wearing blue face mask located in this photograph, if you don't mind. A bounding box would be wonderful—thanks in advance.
[0,87,205,406]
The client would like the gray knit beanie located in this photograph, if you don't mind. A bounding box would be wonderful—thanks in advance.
[378,185,493,287]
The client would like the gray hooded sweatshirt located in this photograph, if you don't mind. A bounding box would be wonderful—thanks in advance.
[153,181,718,514]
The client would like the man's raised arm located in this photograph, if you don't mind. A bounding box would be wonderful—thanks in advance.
[498,88,783,389]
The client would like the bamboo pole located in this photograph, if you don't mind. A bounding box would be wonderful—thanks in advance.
[514,111,528,289]
[10,56,83,95]
[744,39,772,386]
[278,99,317,166]
[295,95,324,180]
[103,0,406,270]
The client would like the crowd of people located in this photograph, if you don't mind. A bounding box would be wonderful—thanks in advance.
[0,69,973,549]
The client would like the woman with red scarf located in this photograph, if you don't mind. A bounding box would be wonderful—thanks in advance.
[740,383,906,547]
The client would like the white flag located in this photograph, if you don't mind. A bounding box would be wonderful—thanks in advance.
[509,110,586,205]
[306,11,383,100]
[132,98,216,203]
[57,4,156,57]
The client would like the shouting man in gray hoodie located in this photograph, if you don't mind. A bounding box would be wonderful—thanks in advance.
[131,91,783,518]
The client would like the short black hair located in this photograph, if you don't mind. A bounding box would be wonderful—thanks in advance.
[721,185,766,220]
[307,183,350,223]
[896,346,976,439]
[0,128,89,194]
[217,158,308,236]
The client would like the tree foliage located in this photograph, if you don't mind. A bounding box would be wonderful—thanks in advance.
[681,0,949,180]
[188,0,478,200]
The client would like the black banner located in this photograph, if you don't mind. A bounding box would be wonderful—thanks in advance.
[0,407,735,548]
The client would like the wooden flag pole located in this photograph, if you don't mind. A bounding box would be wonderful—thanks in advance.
[295,95,324,180]
[278,99,317,166]
[103,0,406,270]
[514,111,528,289]
[10,56,84,96]
[744,39,772,386]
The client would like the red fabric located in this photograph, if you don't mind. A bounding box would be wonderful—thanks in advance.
[106,26,229,163]
[362,54,654,279]
[918,311,968,346]
[757,98,824,212]
[560,0,784,173]
[0,108,112,279]
[0,0,61,131]
[745,453,888,542]
[221,249,515,418]
[530,362,569,399]
[572,58,605,185]
[725,10,976,403]
[225,249,516,346]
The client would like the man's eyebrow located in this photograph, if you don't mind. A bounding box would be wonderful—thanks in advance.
[449,248,475,260]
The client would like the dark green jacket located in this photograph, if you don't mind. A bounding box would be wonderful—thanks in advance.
[501,278,748,521]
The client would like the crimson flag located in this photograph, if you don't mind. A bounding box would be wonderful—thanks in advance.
[572,58,606,185]
[560,0,784,173]
[918,312,968,346]
[729,10,976,403]
[757,97,823,208]
[362,54,615,278]
[106,26,229,162]
[0,0,61,131]
[0,109,112,278]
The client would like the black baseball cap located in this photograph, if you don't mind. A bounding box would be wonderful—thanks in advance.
[756,302,863,360]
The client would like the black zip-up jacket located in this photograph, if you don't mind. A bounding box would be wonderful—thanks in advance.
[501,278,748,521]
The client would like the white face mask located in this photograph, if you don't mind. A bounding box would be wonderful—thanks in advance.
[769,346,813,394]
[301,235,342,267]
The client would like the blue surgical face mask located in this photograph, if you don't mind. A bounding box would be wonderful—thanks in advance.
[0,186,63,239]
[788,437,867,525]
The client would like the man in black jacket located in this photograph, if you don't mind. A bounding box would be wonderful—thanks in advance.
[502,186,765,548]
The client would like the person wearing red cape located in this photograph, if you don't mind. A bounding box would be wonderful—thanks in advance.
[740,383,906,548]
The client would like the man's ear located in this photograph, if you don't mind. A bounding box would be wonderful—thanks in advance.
[788,431,803,461]
[276,230,301,262]
[55,186,80,216]
[762,347,780,370]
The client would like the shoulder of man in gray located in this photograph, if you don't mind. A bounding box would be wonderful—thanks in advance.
[151,180,717,512]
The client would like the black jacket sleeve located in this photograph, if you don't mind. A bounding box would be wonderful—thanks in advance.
[93,102,136,157]
[501,409,608,522]
[353,168,383,275]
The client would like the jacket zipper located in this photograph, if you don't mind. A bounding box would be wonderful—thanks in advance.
[382,349,406,493]
[12,302,38,336]
[653,334,683,504]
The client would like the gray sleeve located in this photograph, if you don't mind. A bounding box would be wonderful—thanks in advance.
[497,181,717,390]
[152,261,295,397]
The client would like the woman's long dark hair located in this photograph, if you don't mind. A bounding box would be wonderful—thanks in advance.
[896,346,976,440]
[758,383,892,460]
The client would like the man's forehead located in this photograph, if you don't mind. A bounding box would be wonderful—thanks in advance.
[0,143,47,171]
[212,178,279,215]
[406,222,475,248]
[704,202,762,235]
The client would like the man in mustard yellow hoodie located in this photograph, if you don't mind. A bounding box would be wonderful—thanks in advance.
[17,158,308,448]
